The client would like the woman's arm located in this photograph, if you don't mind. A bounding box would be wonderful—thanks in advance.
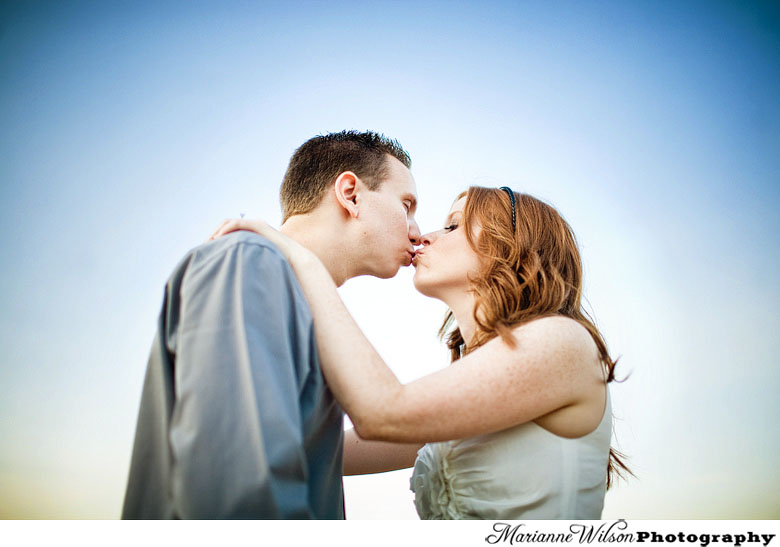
[343,429,423,475]
[211,221,604,444]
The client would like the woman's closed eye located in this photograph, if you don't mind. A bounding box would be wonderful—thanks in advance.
[444,224,458,232]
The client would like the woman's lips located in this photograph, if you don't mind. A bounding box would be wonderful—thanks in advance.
[412,250,423,267]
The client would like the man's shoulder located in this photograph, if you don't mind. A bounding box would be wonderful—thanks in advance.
[192,231,289,268]
[166,231,293,290]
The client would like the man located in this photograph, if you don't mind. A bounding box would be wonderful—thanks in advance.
[122,130,420,519]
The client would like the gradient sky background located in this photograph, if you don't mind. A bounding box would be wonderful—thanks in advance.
[1,0,778,519]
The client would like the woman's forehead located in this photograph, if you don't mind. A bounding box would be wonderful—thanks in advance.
[448,196,468,215]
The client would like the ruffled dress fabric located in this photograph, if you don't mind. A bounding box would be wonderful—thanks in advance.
[410,390,612,520]
[410,442,463,519]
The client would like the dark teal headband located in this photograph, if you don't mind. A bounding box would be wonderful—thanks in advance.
[499,186,516,232]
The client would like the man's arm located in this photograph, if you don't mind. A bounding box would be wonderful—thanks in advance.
[169,238,313,518]
[343,428,422,475]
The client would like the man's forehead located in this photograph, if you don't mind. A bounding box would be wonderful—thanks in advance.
[382,159,417,198]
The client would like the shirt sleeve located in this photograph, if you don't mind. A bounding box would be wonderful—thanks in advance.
[168,239,313,519]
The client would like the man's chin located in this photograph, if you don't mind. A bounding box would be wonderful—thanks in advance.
[377,268,401,280]
[373,263,405,280]
[364,258,413,280]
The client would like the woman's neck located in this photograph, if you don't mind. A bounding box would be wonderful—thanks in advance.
[446,291,479,351]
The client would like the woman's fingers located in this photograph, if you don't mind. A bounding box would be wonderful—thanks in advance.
[208,218,242,240]
[215,219,242,238]
[208,218,275,241]
[207,219,232,241]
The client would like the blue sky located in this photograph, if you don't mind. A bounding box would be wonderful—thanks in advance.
[1,0,778,518]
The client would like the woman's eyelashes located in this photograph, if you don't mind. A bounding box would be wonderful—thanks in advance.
[444,224,458,232]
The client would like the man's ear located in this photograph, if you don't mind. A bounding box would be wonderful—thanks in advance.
[333,171,361,219]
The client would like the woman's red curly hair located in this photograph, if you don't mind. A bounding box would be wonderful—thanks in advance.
[439,186,631,489]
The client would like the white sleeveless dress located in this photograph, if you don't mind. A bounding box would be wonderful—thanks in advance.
[410,389,611,519]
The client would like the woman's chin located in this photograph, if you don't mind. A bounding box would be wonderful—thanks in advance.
[412,271,438,299]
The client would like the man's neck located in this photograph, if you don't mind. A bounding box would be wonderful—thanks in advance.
[280,214,352,287]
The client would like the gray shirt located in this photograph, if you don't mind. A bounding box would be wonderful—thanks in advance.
[122,232,344,519]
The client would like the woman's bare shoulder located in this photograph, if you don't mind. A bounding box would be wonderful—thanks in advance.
[511,315,594,342]
[509,315,600,365]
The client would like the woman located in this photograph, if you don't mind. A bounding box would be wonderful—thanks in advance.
[213,186,629,519]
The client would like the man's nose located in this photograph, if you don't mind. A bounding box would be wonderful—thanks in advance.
[408,219,422,245]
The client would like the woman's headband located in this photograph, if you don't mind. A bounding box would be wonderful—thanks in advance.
[499,186,516,232]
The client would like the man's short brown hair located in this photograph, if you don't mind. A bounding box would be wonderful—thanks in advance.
[280,130,411,221]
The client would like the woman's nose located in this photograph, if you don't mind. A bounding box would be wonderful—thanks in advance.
[420,231,437,246]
